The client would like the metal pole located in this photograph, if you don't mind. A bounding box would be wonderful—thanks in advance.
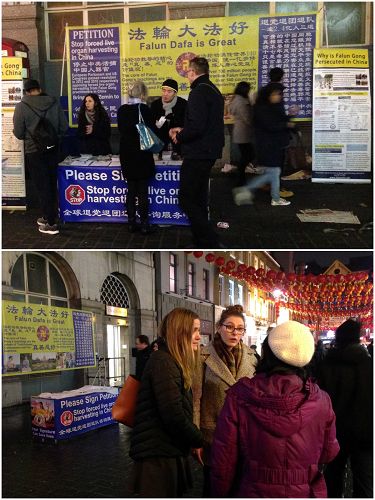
[60,23,68,97]
[324,6,329,47]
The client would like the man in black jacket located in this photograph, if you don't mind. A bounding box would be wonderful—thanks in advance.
[150,79,187,159]
[13,79,68,235]
[170,57,224,247]
[135,335,151,381]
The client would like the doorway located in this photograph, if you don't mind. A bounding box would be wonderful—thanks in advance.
[106,324,124,387]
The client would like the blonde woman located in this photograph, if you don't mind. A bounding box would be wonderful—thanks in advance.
[193,304,257,496]
[129,308,204,497]
[117,81,156,234]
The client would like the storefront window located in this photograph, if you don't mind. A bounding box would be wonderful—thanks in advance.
[48,11,84,60]
[324,2,366,46]
[129,5,167,23]
[100,274,130,308]
[188,263,195,296]
[27,254,48,295]
[228,2,270,16]
[88,8,124,25]
[229,279,235,305]
[275,2,317,13]
[169,253,177,293]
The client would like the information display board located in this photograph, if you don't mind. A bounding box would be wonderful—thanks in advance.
[2,301,96,376]
[1,57,26,209]
[31,386,118,441]
[312,49,371,183]
[66,13,318,125]
[58,158,189,225]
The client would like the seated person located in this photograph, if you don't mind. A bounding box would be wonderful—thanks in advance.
[150,79,186,160]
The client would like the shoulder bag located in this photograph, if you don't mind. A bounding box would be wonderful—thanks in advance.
[111,374,140,427]
[136,104,164,153]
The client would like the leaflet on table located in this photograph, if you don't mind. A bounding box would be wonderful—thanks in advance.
[38,385,119,399]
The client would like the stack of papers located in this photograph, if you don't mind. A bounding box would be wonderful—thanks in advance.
[297,209,360,224]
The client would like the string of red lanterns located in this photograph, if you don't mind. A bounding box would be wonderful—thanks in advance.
[190,252,373,327]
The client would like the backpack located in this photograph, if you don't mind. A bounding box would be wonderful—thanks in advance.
[23,100,59,152]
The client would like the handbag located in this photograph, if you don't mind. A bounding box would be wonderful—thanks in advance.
[136,104,164,153]
[111,374,140,427]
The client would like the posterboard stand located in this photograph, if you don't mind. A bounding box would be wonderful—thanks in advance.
[31,386,119,443]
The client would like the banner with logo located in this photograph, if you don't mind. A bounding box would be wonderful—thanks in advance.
[31,387,118,441]
[312,49,371,183]
[66,12,319,125]
[57,160,189,225]
[2,301,96,376]
[1,57,26,209]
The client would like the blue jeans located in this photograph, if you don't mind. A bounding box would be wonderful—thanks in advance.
[246,167,281,201]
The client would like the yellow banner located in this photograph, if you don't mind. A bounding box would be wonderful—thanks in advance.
[314,49,369,68]
[2,57,23,80]
[2,301,95,376]
[122,16,259,96]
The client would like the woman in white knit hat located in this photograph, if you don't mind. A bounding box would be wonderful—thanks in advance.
[210,320,340,498]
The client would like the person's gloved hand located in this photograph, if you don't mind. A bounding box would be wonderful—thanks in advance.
[156,116,167,128]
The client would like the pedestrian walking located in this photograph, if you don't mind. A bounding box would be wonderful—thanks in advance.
[233,83,295,207]
[129,308,204,497]
[317,319,373,498]
[77,93,111,155]
[169,57,224,247]
[210,320,340,498]
[192,305,257,496]
[228,82,255,186]
[150,78,186,159]
[13,79,68,235]
[117,81,156,235]
[134,335,151,381]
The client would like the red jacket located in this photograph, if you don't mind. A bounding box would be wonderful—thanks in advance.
[210,373,339,498]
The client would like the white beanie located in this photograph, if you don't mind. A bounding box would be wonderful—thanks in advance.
[268,321,315,368]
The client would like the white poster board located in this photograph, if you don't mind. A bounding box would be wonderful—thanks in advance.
[312,49,371,183]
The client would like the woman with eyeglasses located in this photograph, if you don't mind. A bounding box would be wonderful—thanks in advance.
[192,304,257,496]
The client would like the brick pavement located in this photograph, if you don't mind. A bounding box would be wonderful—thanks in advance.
[2,404,204,498]
[2,169,373,249]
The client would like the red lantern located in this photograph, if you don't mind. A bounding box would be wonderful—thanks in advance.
[317,275,326,284]
[267,270,277,280]
[193,251,203,258]
[287,273,296,281]
[297,274,306,283]
[237,263,247,273]
[215,256,225,266]
[226,260,236,270]
[247,266,256,275]
[205,252,215,263]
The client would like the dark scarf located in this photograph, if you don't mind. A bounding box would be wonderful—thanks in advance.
[212,332,243,378]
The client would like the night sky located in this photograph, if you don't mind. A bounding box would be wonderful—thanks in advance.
[272,251,373,273]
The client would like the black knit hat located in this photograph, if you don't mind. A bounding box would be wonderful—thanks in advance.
[24,79,41,92]
[335,319,361,346]
[162,79,178,93]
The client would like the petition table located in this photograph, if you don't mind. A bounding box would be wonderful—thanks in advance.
[31,385,119,441]
[57,155,189,225]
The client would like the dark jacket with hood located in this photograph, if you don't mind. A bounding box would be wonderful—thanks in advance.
[130,342,203,461]
[210,373,339,498]
[317,343,372,449]
[253,99,290,167]
[177,74,224,160]
[13,95,68,154]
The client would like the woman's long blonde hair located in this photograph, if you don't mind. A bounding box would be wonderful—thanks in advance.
[158,308,199,390]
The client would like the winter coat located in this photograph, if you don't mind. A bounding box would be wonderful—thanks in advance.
[317,343,373,449]
[253,101,290,167]
[130,345,203,461]
[178,74,224,160]
[210,373,339,498]
[192,342,257,464]
[228,95,254,144]
[117,103,155,181]
[150,96,187,147]
[77,110,111,155]
[135,346,151,381]
[13,95,68,154]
